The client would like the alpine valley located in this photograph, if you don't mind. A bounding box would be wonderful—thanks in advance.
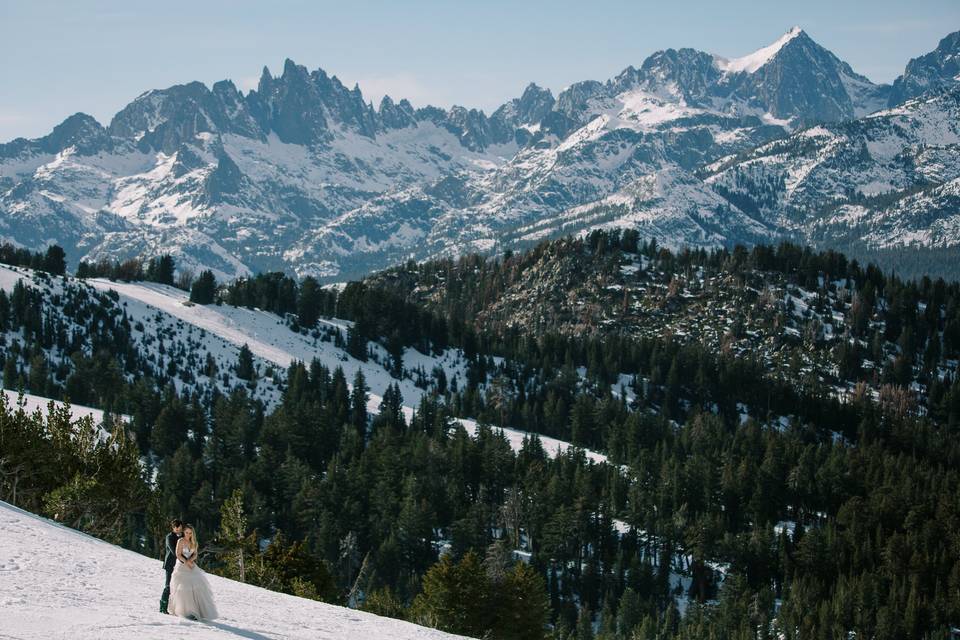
[3,27,960,282]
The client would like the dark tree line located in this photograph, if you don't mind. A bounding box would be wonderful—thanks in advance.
[0,242,66,275]
[77,253,179,287]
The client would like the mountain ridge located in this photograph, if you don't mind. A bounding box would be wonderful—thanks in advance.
[1,27,959,280]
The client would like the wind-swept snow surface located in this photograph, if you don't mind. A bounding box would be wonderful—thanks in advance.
[0,501,467,640]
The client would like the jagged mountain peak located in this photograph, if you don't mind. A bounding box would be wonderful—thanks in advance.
[257,65,273,93]
[0,111,111,159]
[520,81,551,98]
[245,58,387,143]
[889,30,960,106]
[715,26,885,124]
[281,57,304,77]
[107,78,263,151]
[212,78,240,95]
[378,94,417,129]
[49,112,105,142]
[37,112,109,156]
[615,47,721,104]
[715,25,807,75]
[512,82,556,124]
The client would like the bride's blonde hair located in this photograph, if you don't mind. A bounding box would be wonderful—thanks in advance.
[183,524,199,552]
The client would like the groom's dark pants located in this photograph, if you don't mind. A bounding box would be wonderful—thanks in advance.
[160,568,173,613]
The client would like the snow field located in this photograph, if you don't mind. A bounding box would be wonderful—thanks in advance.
[0,500,467,640]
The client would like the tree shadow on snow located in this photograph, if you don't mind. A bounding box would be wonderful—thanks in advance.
[206,621,275,640]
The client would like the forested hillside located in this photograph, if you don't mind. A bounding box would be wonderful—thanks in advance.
[1,236,959,638]
[366,230,960,422]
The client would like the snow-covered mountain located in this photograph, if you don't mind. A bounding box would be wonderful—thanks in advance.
[888,30,960,106]
[704,88,960,253]
[0,499,468,640]
[1,28,957,279]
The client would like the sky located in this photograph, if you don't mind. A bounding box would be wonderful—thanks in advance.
[1,0,957,141]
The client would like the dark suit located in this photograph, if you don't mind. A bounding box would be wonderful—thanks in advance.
[160,531,182,613]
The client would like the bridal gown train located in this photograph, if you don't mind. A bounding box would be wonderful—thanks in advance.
[168,546,219,621]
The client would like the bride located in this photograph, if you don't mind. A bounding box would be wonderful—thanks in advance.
[167,524,219,621]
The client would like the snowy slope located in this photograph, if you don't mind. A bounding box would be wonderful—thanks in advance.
[715,26,804,74]
[83,276,609,463]
[705,88,960,251]
[83,275,467,417]
[501,168,777,249]
[0,264,287,408]
[1,388,117,426]
[0,500,467,640]
[0,264,608,463]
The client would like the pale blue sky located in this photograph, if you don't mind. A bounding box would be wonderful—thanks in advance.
[1,0,957,141]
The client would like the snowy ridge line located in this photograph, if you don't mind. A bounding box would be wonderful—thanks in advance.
[453,416,608,465]
[84,277,610,464]
[0,499,469,640]
[0,263,288,407]
[0,266,605,464]
[715,26,804,74]
[6,27,952,280]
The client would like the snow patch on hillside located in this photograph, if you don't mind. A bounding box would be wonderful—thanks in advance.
[81,276,609,463]
[1,388,118,426]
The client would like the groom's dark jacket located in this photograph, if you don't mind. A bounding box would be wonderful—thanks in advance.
[163,531,181,573]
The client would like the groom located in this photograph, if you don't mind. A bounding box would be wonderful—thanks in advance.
[160,519,183,614]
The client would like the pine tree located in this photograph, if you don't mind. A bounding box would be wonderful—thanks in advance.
[617,587,642,638]
[236,344,255,380]
[412,551,491,637]
[350,369,369,444]
[495,561,550,640]
[575,608,594,640]
[190,270,218,305]
[27,354,48,395]
[42,245,67,276]
[3,356,20,391]
[217,488,253,583]
[146,254,176,285]
[361,587,406,620]
[346,325,368,361]
[150,398,188,458]
[298,276,322,328]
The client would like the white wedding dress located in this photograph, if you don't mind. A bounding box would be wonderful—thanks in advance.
[168,545,219,621]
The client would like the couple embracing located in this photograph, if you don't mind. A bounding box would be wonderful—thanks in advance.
[159,518,219,621]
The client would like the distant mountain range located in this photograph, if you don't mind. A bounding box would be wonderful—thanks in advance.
[1,27,959,280]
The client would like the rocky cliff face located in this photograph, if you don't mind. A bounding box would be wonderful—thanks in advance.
[704,89,960,255]
[889,30,960,106]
